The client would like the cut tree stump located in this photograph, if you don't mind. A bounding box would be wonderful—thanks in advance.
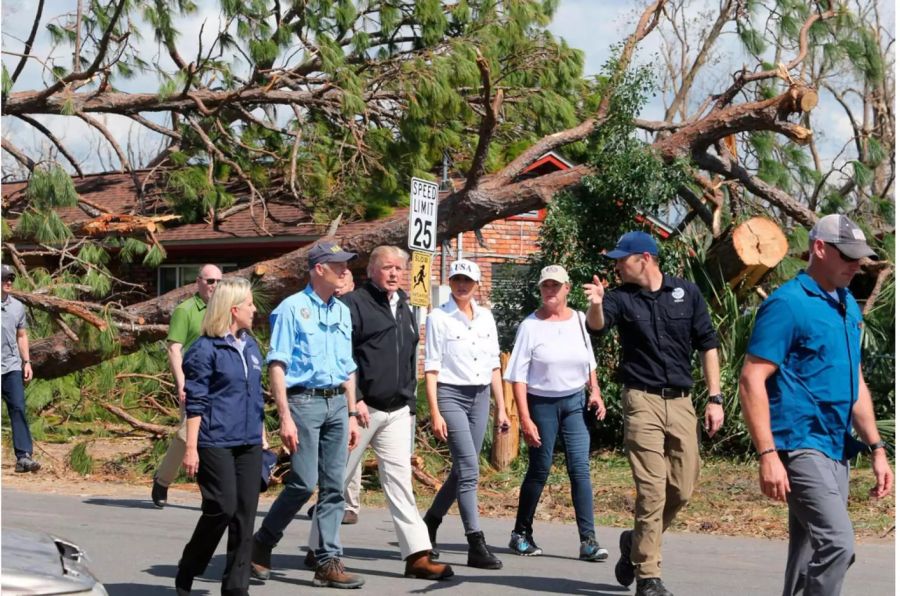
[705,216,788,292]
[490,352,520,470]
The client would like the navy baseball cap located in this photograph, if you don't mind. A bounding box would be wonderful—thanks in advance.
[308,241,358,267]
[260,449,278,493]
[604,231,658,259]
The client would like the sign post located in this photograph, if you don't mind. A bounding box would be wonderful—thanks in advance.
[408,177,439,308]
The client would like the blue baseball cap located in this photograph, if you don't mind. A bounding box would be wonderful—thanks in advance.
[260,448,279,492]
[604,231,658,259]
[308,241,358,267]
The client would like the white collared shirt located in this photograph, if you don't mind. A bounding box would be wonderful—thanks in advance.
[424,299,501,385]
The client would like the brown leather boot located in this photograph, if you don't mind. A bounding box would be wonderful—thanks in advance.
[404,550,454,580]
[313,558,365,589]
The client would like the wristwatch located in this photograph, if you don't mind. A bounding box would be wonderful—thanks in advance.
[869,440,886,454]
[708,393,724,405]
[348,410,359,418]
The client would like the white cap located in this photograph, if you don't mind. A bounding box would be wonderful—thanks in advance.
[538,265,569,285]
[449,259,481,282]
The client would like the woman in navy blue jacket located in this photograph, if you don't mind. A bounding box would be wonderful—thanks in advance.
[175,277,265,596]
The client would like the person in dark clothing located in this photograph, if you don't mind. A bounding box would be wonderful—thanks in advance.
[305,245,453,580]
[175,277,265,596]
[584,231,723,596]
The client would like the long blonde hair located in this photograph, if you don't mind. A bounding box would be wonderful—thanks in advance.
[201,278,252,337]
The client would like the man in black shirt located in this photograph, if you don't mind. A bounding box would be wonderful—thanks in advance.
[584,231,723,596]
[305,245,453,581]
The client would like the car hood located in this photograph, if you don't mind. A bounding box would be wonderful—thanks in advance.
[1,527,107,595]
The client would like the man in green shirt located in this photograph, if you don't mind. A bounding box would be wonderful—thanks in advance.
[152,264,222,508]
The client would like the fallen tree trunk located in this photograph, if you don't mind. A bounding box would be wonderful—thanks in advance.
[704,217,789,292]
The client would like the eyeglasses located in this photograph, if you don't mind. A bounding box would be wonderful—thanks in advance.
[200,278,221,285]
[826,243,860,263]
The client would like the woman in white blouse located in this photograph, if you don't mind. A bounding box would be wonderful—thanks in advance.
[504,265,608,561]
[422,260,511,570]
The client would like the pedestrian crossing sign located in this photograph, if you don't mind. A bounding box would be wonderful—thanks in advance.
[410,251,432,308]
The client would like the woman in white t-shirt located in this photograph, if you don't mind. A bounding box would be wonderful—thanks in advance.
[504,265,608,561]
[422,260,511,570]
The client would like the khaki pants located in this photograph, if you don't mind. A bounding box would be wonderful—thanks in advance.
[154,408,187,487]
[622,388,700,580]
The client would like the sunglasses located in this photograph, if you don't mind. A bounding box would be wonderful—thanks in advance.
[200,277,221,285]
[826,243,860,263]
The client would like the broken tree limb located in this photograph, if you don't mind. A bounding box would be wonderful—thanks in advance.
[8,289,108,331]
[704,217,789,292]
[71,213,181,238]
[99,402,171,437]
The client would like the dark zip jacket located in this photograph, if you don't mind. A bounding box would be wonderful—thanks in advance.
[342,281,418,413]
[183,334,265,448]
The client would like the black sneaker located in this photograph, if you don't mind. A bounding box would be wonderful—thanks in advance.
[151,480,168,508]
[615,530,635,587]
[636,577,673,596]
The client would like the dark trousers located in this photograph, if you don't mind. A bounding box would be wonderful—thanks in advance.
[178,444,262,596]
[2,370,33,459]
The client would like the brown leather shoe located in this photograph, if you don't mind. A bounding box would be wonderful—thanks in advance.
[404,550,454,580]
[313,558,365,589]
[342,510,359,525]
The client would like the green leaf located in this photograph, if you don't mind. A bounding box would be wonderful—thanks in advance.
[2,63,11,96]
[851,160,874,188]
[739,27,767,55]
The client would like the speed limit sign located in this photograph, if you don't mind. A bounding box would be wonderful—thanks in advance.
[408,177,438,253]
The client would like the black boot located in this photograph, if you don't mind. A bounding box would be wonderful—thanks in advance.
[466,531,503,570]
[423,512,441,559]
[175,562,193,594]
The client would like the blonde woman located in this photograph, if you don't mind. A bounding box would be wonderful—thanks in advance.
[504,265,608,562]
[175,278,265,596]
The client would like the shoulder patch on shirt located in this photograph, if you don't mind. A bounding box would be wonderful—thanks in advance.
[300,307,311,320]
[671,287,685,303]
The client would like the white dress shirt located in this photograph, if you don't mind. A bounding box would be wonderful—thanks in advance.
[424,299,501,386]
[503,310,597,398]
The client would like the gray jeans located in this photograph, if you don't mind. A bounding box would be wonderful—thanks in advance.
[782,449,855,596]
[426,383,490,534]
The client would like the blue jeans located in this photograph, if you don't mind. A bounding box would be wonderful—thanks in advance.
[256,393,348,563]
[2,371,33,459]
[514,390,595,540]
[427,383,490,534]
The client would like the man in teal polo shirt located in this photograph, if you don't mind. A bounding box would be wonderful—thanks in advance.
[739,214,893,596]
[151,264,222,508]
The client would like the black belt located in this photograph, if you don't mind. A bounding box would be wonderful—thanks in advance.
[625,384,690,399]
[287,385,344,397]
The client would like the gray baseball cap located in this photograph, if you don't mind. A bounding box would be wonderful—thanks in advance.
[1,264,16,280]
[809,214,876,260]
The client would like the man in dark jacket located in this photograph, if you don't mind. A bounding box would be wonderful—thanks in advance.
[306,245,453,581]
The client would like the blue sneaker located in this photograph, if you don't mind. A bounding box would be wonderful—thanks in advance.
[579,534,609,561]
[508,531,542,556]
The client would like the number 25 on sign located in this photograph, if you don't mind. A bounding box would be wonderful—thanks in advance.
[408,177,438,253]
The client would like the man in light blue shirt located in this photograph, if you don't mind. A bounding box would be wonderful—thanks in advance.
[251,241,364,589]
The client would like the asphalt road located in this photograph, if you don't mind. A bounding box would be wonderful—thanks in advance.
[2,487,894,595]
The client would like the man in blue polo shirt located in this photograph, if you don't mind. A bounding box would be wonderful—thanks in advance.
[251,241,364,589]
[740,214,893,596]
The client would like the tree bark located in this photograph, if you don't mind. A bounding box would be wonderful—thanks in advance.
[490,353,520,470]
[704,217,789,292]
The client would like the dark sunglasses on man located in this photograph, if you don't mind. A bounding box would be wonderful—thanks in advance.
[199,277,221,285]
[826,243,861,263]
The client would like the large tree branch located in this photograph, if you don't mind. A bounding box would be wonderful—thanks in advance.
[693,151,816,226]
[485,0,667,189]
[2,138,35,172]
[462,51,502,194]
